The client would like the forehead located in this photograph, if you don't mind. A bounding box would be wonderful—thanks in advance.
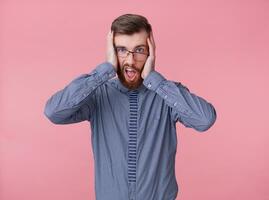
[114,30,148,49]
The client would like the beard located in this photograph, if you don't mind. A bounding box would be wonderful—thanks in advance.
[117,63,144,90]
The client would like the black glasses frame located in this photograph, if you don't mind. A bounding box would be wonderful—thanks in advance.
[115,47,149,60]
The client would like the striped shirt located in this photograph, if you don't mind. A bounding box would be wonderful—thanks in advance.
[44,62,217,200]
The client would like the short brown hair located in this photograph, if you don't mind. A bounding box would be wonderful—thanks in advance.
[111,13,152,35]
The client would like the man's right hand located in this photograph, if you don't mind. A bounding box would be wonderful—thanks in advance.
[106,30,118,71]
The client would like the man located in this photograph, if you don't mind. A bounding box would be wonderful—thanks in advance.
[44,14,217,200]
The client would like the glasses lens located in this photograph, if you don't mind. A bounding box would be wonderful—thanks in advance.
[134,53,148,61]
[116,48,127,57]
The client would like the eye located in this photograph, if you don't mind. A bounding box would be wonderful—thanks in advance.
[116,47,126,53]
[135,47,145,53]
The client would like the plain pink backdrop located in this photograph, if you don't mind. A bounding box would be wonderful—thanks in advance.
[1,0,268,200]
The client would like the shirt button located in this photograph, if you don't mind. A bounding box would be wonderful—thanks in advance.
[164,95,167,99]
[83,93,87,97]
[173,102,177,106]
[147,83,151,88]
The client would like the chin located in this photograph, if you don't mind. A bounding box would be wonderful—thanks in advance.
[119,76,140,89]
[125,78,143,89]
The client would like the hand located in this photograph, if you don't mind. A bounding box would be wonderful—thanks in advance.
[106,30,118,71]
[141,31,156,79]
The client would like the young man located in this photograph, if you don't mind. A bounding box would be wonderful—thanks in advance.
[44,14,217,200]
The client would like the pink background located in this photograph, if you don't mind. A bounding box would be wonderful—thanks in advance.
[1,0,268,199]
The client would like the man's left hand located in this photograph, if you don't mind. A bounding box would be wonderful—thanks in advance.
[141,31,156,79]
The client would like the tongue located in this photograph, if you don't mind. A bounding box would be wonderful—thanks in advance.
[126,71,136,78]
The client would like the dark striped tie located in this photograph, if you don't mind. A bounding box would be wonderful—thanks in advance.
[128,90,139,184]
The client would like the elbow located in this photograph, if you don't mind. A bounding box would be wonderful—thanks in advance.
[196,106,217,132]
[44,105,64,125]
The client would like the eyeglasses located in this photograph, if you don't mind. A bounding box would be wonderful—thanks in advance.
[115,46,149,61]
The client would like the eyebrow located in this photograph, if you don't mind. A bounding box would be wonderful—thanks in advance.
[115,44,147,49]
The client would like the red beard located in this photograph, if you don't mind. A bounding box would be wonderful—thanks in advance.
[117,64,143,90]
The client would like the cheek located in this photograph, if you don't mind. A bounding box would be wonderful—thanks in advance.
[137,64,145,73]
[118,59,125,69]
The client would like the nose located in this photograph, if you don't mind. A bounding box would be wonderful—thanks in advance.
[125,52,135,66]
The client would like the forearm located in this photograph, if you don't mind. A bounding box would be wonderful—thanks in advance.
[143,70,217,132]
[44,62,116,124]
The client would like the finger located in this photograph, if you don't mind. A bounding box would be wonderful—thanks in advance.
[149,32,154,48]
[111,31,115,48]
[108,30,112,37]
[150,31,153,41]
[107,30,112,43]
[150,31,155,49]
[108,30,114,39]
[108,30,113,42]
[147,37,154,57]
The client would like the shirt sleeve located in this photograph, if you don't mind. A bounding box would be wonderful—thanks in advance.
[44,62,116,124]
[143,70,217,132]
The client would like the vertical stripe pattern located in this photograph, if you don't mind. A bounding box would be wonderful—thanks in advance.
[128,90,139,183]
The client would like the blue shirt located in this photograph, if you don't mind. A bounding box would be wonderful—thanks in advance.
[44,62,217,200]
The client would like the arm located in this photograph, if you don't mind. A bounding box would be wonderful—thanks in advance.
[44,62,116,124]
[143,70,217,132]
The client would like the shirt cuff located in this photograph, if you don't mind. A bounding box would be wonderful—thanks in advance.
[143,70,166,91]
[93,62,116,83]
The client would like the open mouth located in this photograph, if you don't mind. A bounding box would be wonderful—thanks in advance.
[124,67,137,81]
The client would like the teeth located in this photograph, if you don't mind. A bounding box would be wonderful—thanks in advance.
[126,67,135,72]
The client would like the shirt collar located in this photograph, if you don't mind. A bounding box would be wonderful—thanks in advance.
[110,77,147,94]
